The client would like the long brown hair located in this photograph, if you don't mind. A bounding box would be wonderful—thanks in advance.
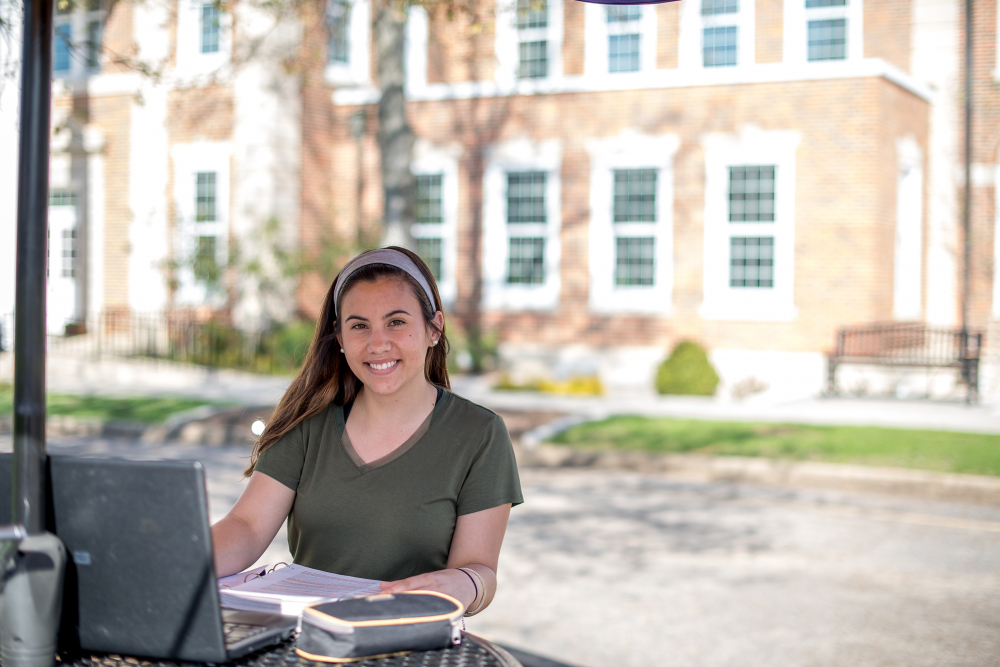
[244,246,450,476]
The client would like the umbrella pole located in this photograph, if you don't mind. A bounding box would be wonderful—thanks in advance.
[0,0,67,664]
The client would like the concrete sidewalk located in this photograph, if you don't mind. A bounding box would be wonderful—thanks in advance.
[4,351,997,434]
[1,352,291,406]
[450,374,1000,435]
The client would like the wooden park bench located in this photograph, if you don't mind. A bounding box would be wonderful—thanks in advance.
[827,323,983,403]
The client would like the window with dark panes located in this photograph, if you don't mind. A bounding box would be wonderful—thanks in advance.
[327,0,351,64]
[702,0,738,14]
[507,172,547,224]
[613,169,657,287]
[615,237,655,286]
[517,0,548,78]
[49,190,78,207]
[517,0,548,28]
[54,20,72,72]
[416,174,444,224]
[606,5,642,73]
[609,34,641,72]
[201,1,221,54]
[417,238,443,281]
[196,172,218,222]
[506,172,547,284]
[730,237,774,288]
[808,18,846,60]
[606,4,642,21]
[729,166,775,222]
[62,229,77,278]
[86,19,102,68]
[507,237,546,284]
[614,169,657,222]
[415,174,445,280]
[518,40,548,78]
[703,26,737,67]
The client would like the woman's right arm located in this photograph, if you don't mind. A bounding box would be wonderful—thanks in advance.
[211,471,296,577]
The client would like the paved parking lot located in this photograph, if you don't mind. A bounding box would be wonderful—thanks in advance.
[5,433,1000,667]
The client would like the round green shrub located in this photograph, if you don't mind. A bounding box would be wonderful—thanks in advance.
[655,341,720,396]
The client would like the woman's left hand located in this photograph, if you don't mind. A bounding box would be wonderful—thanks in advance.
[380,568,480,609]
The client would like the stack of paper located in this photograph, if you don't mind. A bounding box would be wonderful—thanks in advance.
[218,564,383,617]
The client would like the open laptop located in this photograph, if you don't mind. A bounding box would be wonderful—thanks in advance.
[0,454,296,663]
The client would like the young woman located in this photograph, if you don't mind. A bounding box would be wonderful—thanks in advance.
[211,247,522,616]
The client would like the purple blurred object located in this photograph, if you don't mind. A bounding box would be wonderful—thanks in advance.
[576,0,680,4]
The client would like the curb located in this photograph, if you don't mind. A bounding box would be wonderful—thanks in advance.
[517,422,1000,506]
[0,405,270,445]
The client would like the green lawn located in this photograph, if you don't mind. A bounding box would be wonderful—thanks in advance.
[548,415,1000,477]
[0,383,227,424]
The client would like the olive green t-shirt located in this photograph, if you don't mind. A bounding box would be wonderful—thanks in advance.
[253,390,523,581]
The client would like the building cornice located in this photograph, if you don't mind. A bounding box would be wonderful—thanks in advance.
[333,58,935,107]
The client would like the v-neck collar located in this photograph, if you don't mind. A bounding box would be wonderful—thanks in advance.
[337,388,447,473]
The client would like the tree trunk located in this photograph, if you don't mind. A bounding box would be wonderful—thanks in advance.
[375,1,415,249]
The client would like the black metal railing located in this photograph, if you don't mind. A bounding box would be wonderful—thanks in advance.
[0,311,304,376]
[827,322,983,402]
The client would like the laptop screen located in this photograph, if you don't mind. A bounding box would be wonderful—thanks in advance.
[1,454,231,662]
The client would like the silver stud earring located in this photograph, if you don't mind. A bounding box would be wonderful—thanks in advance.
[340,348,345,353]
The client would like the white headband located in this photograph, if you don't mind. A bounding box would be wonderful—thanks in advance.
[333,248,438,317]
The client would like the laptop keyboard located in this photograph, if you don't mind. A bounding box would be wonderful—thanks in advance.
[224,622,272,646]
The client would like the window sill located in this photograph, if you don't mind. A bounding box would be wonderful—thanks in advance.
[483,283,560,311]
[699,299,797,322]
[325,63,370,89]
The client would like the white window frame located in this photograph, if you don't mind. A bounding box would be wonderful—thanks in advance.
[325,0,372,86]
[893,137,924,320]
[587,133,679,315]
[53,0,104,80]
[785,0,863,64]
[405,5,429,95]
[175,0,233,76]
[494,0,564,87]
[411,140,461,307]
[700,128,800,321]
[171,142,231,305]
[678,0,754,70]
[583,3,657,77]
[482,138,562,311]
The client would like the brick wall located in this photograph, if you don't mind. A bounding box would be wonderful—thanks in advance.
[563,0,585,76]
[656,2,680,70]
[756,0,783,64]
[101,0,133,74]
[90,95,133,310]
[865,0,913,72]
[166,87,234,143]
[967,0,999,328]
[313,76,929,353]
[427,0,497,84]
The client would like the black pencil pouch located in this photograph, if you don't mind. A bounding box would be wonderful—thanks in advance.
[295,591,465,663]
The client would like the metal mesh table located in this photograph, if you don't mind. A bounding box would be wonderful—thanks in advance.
[49,634,520,667]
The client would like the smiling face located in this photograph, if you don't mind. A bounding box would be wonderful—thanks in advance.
[336,276,444,398]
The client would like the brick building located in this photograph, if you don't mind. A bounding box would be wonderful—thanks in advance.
[0,0,993,396]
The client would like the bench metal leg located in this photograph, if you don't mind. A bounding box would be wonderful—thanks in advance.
[826,355,838,396]
[965,357,979,404]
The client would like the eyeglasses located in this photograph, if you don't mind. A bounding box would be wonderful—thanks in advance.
[243,561,289,583]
